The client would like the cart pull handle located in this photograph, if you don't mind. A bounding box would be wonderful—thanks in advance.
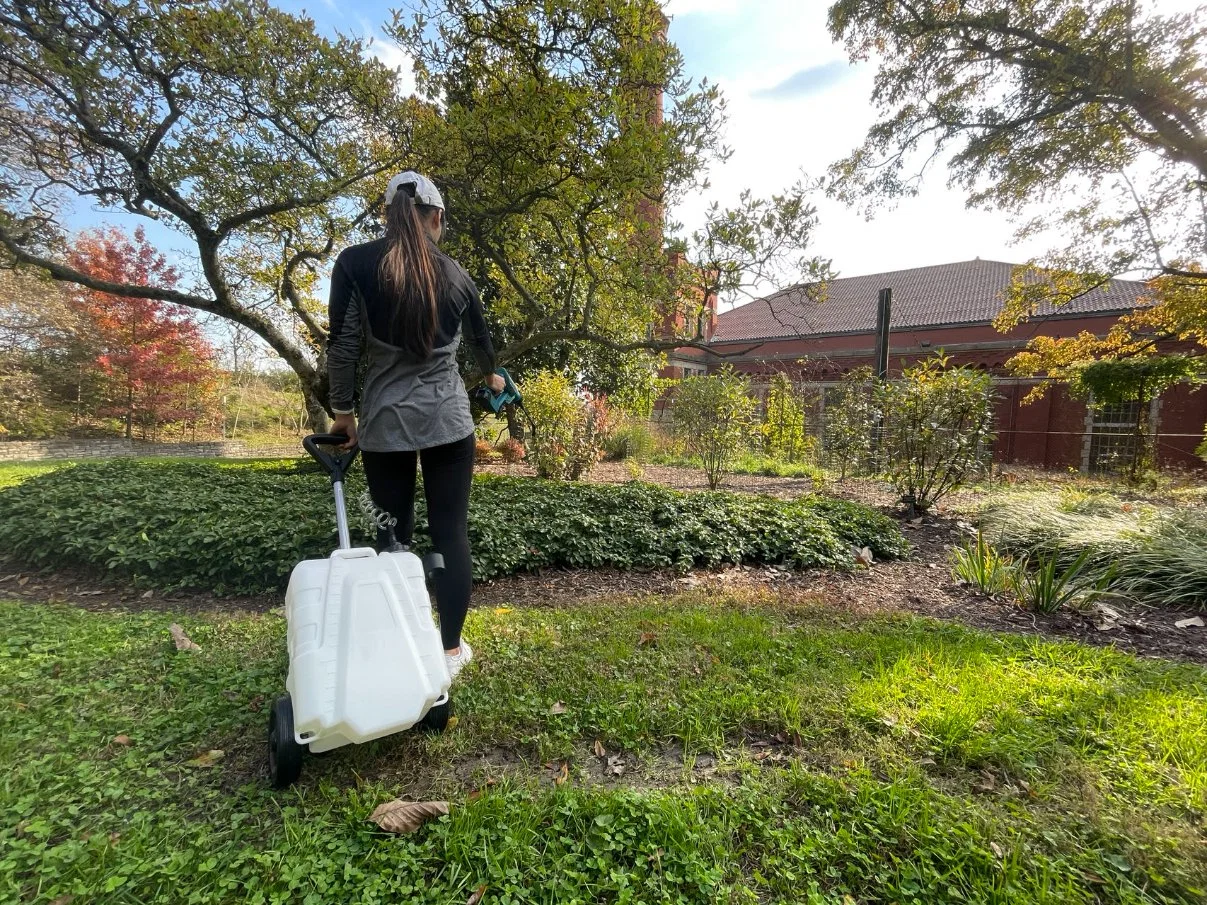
[303,434,360,484]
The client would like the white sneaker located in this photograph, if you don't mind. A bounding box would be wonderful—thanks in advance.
[445,641,474,680]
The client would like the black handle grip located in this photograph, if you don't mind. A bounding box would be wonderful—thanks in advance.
[303,433,360,482]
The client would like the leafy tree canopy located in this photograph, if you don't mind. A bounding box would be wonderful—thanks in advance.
[827,0,1207,375]
[0,0,413,427]
[0,0,827,428]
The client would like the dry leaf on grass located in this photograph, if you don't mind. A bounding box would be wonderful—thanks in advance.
[854,547,874,568]
[168,623,200,652]
[637,632,658,647]
[1175,616,1204,629]
[990,841,1005,859]
[141,590,154,599]
[49,896,75,905]
[974,770,997,793]
[17,576,29,586]
[467,779,497,803]
[368,800,450,834]
[111,734,133,747]
[187,749,224,767]
[549,701,568,715]
[554,763,569,785]
[593,739,606,758]
[465,884,488,905]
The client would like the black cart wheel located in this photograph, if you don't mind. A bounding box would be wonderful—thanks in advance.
[419,696,454,733]
[268,693,304,788]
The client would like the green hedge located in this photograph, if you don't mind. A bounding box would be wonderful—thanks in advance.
[0,460,908,594]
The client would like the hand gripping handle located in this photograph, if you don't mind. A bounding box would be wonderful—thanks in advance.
[302,434,360,484]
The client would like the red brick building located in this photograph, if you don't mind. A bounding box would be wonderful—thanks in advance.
[664,259,1205,471]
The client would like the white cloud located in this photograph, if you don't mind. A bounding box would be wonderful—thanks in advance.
[364,39,416,97]
[360,30,417,98]
[668,1,1054,290]
[663,0,741,16]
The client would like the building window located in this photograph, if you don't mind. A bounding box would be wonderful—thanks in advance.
[1084,398,1158,474]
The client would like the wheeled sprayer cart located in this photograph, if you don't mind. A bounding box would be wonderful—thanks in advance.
[267,434,452,788]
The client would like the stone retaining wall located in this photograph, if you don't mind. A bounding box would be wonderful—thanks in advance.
[0,438,303,462]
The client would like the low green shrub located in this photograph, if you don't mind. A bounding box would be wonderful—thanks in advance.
[1011,550,1112,614]
[0,460,909,594]
[650,451,828,485]
[797,495,912,560]
[604,418,659,462]
[520,371,610,480]
[733,454,825,484]
[950,533,1013,596]
[979,490,1207,610]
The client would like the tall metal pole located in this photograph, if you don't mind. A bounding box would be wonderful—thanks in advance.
[874,287,892,379]
[871,288,893,477]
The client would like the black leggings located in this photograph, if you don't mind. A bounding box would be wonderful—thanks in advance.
[360,432,476,651]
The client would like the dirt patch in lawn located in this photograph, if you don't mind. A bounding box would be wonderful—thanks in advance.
[0,563,278,615]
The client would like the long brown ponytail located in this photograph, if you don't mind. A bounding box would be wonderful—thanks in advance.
[379,187,440,358]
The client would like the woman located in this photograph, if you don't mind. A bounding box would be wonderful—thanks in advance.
[326,170,504,678]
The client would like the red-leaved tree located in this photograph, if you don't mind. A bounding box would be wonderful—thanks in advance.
[68,227,219,439]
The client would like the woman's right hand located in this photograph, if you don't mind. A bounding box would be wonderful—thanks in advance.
[486,372,506,394]
[331,413,358,448]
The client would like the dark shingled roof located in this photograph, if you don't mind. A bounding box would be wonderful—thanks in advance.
[712,259,1149,343]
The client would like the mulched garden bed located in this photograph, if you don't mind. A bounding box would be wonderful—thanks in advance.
[4,463,1202,662]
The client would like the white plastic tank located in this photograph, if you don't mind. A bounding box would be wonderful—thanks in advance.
[284,547,451,752]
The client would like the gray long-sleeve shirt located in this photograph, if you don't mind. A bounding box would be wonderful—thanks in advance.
[326,237,497,452]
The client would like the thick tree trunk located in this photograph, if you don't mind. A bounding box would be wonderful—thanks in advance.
[302,378,330,434]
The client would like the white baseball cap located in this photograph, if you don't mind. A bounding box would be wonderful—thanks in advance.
[385,171,445,210]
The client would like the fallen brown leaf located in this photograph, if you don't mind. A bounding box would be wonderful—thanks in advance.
[368,800,450,834]
[593,739,606,758]
[1175,616,1205,629]
[187,749,224,768]
[990,841,1005,859]
[142,590,154,599]
[637,632,658,647]
[549,701,568,715]
[554,762,569,785]
[111,734,133,747]
[49,896,75,905]
[169,623,200,652]
[465,883,488,905]
[854,547,874,568]
[974,770,997,793]
[17,576,29,586]
[467,778,496,803]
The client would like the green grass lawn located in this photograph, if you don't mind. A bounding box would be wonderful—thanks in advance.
[2,591,1204,904]
[0,461,65,489]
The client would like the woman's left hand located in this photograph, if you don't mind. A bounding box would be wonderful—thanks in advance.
[486,372,506,394]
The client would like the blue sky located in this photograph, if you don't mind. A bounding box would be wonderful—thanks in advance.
[67,0,1204,313]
